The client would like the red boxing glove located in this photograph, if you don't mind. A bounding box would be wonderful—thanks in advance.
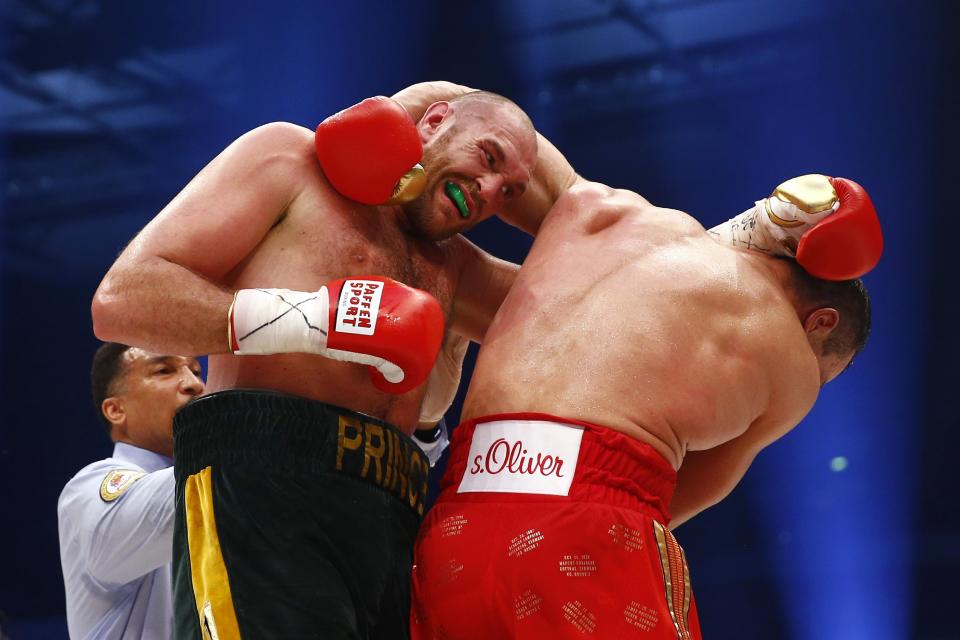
[796,177,883,281]
[716,174,884,281]
[315,96,426,205]
[325,277,445,393]
[229,276,445,394]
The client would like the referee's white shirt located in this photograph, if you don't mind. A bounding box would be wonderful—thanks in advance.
[58,442,175,639]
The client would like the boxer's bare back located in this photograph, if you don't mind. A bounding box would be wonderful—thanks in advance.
[463,182,824,481]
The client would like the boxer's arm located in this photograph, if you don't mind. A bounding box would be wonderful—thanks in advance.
[708,174,882,281]
[392,80,475,115]
[669,430,765,530]
[669,396,811,529]
[393,81,582,236]
[417,332,470,428]
[92,122,313,355]
[508,134,582,235]
[448,234,520,343]
[412,237,517,428]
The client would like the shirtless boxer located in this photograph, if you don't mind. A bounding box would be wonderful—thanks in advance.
[402,88,881,640]
[90,89,551,639]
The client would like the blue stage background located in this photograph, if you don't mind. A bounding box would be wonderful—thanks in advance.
[1,1,956,638]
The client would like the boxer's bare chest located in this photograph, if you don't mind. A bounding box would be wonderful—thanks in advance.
[215,188,458,426]
[233,190,457,316]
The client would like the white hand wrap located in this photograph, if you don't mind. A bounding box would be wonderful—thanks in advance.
[229,288,330,355]
[710,174,839,257]
[229,287,397,375]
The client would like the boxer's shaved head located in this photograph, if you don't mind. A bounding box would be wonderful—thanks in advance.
[407,90,538,240]
[450,91,535,135]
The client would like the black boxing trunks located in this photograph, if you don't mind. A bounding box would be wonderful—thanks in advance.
[172,389,428,640]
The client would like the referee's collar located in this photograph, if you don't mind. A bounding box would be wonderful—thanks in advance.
[112,442,172,473]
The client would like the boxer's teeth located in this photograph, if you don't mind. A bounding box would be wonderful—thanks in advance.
[445,182,470,218]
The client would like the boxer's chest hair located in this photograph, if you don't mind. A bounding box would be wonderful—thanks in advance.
[295,205,456,316]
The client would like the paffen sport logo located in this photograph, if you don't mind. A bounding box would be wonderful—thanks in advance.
[336,280,383,335]
[458,420,583,496]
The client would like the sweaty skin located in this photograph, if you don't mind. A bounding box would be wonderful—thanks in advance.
[461,182,826,527]
[380,82,856,527]
[92,97,539,433]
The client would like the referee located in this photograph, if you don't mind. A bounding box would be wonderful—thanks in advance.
[58,343,203,639]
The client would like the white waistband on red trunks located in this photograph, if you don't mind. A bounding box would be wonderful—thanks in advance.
[439,413,677,523]
[457,418,585,497]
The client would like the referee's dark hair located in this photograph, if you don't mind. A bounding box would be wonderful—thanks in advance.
[90,342,132,438]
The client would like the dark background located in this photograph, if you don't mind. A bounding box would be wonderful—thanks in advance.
[2,0,957,638]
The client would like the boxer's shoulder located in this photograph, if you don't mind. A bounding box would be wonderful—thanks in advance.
[243,121,313,145]
[748,300,823,422]
[646,205,706,236]
[751,354,821,445]
[563,181,702,233]
[563,180,651,209]
[548,181,650,232]
[252,121,316,161]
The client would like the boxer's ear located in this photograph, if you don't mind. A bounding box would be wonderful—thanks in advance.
[803,307,840,338]
[418,101,452,142]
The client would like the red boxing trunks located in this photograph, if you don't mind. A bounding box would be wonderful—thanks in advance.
[411,413,702,639]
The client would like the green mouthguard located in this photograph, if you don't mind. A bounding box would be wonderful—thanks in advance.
[445,182,470,218]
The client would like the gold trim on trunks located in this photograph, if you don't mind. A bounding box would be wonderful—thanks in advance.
[653,521,693,640]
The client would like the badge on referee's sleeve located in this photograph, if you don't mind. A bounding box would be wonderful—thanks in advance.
[99,469,146,502]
